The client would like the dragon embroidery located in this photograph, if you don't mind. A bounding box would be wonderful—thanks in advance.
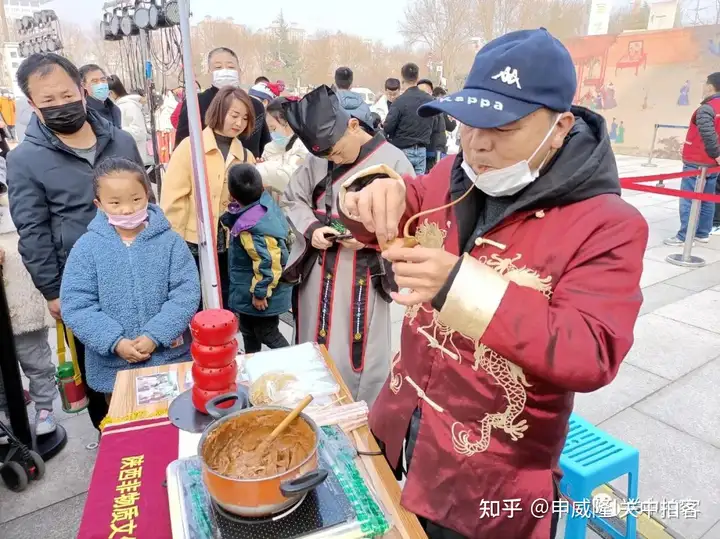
[414,218,447,249]
[394,228,555,458]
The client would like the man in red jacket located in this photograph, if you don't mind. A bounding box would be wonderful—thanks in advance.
[339,29,648,538]
[665,71,720,244]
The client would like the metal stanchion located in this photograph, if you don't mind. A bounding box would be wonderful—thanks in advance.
[177,0,221,309]
[642,124,659,169]
[666,166,708,268]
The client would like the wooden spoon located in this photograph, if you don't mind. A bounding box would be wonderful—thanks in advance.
[255,395,314,457]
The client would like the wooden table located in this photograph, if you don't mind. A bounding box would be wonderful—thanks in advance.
[109,346,427,539]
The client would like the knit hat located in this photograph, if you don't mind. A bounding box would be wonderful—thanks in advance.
[249,83,276,102]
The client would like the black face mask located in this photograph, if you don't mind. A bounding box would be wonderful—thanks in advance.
[38,100,87,135]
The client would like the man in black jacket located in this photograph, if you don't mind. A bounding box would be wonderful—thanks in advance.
[174,47,271,158]
[383,63,435,174]
[417,81,458,170]
[7,53,145,431]
[79,64,122,129]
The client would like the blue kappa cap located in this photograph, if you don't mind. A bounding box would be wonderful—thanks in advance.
[419,28,577,128]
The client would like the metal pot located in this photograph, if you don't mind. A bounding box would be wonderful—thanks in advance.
[198,391,328,517]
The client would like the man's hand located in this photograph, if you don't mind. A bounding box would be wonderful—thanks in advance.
[338,237,365,251]
[132,335,157,356]
[116,339,150,363]
[383,246,459,306]
[0,246,5,266]
[47,299,62,320]
[0,120,5,130]
[344,177,406,248]
[311,226,339,250]
[716,156,720,166]
[252,296,268,311]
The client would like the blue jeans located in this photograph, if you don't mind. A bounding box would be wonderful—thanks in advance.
[678,164,719,240]
[403,146,427,175]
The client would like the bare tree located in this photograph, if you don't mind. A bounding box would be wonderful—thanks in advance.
[399,0,477,87]
[516,0,589,38]
[191,18,265,86]
[608,3,651,33]
[303,32,336,85]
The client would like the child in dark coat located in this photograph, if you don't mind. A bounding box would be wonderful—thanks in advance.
[60,158,200,396]
[221,164,291,353]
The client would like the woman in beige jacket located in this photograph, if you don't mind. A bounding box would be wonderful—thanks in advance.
[161,87,255,308]
[0,157,58,439]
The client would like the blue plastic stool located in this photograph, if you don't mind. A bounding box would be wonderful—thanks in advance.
[559,413,640,539]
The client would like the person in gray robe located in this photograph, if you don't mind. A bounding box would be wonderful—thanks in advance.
[281,86,415,406]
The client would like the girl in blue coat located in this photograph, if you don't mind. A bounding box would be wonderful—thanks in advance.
[60,158,200,396]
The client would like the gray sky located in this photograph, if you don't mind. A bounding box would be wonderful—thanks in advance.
[44,0,411,45]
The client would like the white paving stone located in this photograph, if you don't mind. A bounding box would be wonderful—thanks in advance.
[600,409,720,539]
[637,205,678,224]
[635,358,720,448]
[625,313,720,380]
[653,289,720,334]
[639,283,695,315]
[573,362,668,424]
[663,261,720,292]
[640,259,692,288]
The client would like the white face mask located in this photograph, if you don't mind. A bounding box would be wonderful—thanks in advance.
[212,69,240,89]
[462,114,561,197]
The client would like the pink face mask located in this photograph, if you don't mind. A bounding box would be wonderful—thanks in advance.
[107,207,148,230]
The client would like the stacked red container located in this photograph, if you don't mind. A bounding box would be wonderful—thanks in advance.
[189,309,239,414]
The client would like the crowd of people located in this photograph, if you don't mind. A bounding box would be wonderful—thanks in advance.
[0,27,665,539]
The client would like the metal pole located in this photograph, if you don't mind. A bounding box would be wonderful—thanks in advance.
[177,0,222,310]
[643,124,659,167]
[643,124,659,169]
[139,29,163,197]
[666,166,708,268]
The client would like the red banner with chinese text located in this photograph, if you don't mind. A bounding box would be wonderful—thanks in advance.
[77,418,179,539]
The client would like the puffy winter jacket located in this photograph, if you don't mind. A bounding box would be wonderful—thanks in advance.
[221,192,292,317]
[0,161,55,335]
[116,94,152,165]
[336,89,374,129]
[6,110,144,301]
[256,136,309,200]
[60,205,200,393]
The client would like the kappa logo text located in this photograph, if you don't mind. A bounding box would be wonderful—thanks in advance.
[492,67,522,90]
[439,96,504,111]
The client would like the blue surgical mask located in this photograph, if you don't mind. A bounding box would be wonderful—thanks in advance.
[271,132,291,147]
[91,82,110,102]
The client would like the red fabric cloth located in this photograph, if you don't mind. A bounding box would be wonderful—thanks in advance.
[360,157,647,538]
[78,418,179,539]
[170,102,183,130]
[682,96,720,165]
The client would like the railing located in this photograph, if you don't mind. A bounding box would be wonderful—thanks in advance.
[621,165,720,268]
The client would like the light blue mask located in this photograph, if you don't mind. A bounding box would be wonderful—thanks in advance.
[271,132,291,147]
[91,82,110,102]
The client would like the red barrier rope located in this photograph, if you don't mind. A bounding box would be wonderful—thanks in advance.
[620,165,720,202]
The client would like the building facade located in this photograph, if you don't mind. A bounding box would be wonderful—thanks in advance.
[1,0,53,94]
[4,0,53,21]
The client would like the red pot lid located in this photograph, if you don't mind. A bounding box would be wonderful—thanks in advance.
[190,309,238,345]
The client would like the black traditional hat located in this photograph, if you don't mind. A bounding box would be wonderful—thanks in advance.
[282,85,351,158]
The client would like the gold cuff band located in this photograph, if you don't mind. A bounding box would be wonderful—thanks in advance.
[437,254,509,341]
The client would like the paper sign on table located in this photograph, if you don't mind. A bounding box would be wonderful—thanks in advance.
[135,372,180,406]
